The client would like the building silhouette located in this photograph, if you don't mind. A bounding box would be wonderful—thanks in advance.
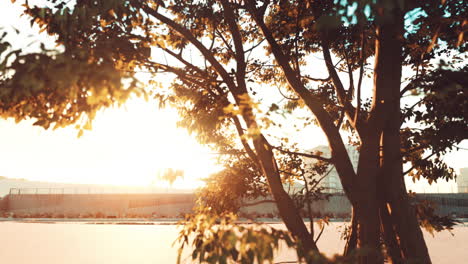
[305,145,359,193]
[457,168,468,193]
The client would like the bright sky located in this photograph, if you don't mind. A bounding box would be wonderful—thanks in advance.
[0,98,223,188]
[0,1,466,192]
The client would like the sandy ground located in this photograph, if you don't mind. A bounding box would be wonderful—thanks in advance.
[0,221,466,263]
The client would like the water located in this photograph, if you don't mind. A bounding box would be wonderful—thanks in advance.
[0,221,466,263]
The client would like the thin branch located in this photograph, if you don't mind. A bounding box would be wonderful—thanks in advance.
[402,144,429,156]
[278,170,304,180]
[245,38,265,53]
[336,109,346,129]
[304,75,331,82]
[276,86,300,101]
[400,81,417,96]
[321,38,356,122]
[401,98,425,122]
[241,199,276,207]
[354,29,366,125]
[232,115,261,167]
[309,166,335,191]
[149,62,210,90]
[215,28,236,55]
[343,46,355,98]
[221,0,248,87]
[273,147,332,162]
[208,26,216,51]
[143,6,237,92]
[301,172,315,241]
[158,46,206,74]
[314,222,326,243]
[403,152,437,176]
[292,3,304,78]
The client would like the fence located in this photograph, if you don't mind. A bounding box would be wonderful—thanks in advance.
[9,185,468,196]
[8,187,169,195]
[315,187,468,194]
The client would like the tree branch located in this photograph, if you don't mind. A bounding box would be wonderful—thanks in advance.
[143,6,237,92]
[354,30,366,125]
[301,171,315,241]
[241,199,276,207]
[403,152,437,176]
[273,147,332,163]
[314,222,326,243]
[231,115,261,167]
[304,75,331,82]
[215,28,236,56]
[220,0,248,90]
[321,38,357,124]
[247,1,358,203]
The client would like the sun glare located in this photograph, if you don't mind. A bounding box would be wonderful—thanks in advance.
[0,97,222,189]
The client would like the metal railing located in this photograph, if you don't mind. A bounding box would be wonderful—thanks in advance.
[8,187,168,195]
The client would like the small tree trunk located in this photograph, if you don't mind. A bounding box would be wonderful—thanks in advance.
[355,196,382,264]
[253,136,319,257]
[354,137,383,264]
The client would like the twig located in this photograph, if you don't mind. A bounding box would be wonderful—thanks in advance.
[274,147,332,162]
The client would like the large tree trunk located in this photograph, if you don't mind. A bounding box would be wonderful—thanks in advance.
[381,112,431,262]
[375,1,432,263]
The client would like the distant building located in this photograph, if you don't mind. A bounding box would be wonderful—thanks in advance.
[283,181,305,194]
[458,168,468,193]
[305,145,359,193]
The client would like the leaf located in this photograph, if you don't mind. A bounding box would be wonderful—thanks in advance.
[108,9,116,18]
[33,120,46,127]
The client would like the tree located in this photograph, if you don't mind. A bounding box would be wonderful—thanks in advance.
[158,168,184,189]
[1,0,466,263]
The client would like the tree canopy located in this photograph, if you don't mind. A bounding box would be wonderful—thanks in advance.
[0,0,466,263]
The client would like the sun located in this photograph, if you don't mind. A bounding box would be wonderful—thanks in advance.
[0,97,222,189]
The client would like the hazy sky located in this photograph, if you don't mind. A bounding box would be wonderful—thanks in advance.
[0,1,466,192]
